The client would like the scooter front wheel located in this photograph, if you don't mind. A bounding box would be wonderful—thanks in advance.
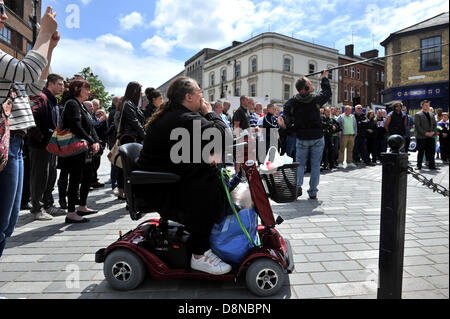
[245,258,285,297]
[104,249,146,291]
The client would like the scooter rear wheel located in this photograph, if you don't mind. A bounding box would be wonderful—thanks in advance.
[245,258,285,297]
[104,249,146,290]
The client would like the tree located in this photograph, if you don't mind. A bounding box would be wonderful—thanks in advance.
[68,67,114,108]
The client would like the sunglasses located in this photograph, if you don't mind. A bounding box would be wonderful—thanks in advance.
[0,4,5,16]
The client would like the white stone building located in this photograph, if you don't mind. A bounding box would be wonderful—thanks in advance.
[202,32,339,111]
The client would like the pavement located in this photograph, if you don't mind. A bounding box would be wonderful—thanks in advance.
[0,151,448,300]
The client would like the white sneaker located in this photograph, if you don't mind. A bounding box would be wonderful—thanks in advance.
[337,163,344,169]
[45,206,66,216]
[190,250,232,275]
[347,163,357,168]
[33,209,53,221]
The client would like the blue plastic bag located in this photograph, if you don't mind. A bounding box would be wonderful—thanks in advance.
[210,207,259,264]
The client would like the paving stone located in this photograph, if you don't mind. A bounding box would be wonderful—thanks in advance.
[0,282,51,294]
[305,252,349,262]
[292,284,334,299]
[310,272,347,284]
[327,281,377,297]
[322,260,364,271]
[404,265,444,277]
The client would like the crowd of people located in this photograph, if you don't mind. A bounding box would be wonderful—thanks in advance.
[0,4,448,274]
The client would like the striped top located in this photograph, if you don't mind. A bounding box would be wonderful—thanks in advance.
[0,50,48,131]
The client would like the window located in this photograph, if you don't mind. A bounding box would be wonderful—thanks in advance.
[4,0,24,19]
[284,84,291,100]
[344,87,348,101]
[235,63,241,78]
[250,57,257,73]
[235,86,240,97]
[328,70,333,80]
[210,72,215,86]
[309,63,315,74]
[350,67,355,78]
[357,87,361,97]
[350,87,355,101]
[357,68,360,80]
[0,26,11,44]
[283,57,292,72]
[210,94,214,101]
[381,71,385,82]
[249,83,256,97]
[376,71,380,82]
[221,69,227,82]
[421,36,441,71]
[344,67,348,77]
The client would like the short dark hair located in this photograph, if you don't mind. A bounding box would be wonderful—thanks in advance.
[295,77,308,92]
[46,74,64,88]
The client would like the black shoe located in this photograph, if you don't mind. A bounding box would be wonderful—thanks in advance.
[428,166,438,170]
[117,195,126,201]
[65,216,89,224]
[365,162,376,166]
[76,210,98,216]
[297,187,302,198]
[416,165,422,170]
[309,195,317,200]
[91,182,105,189]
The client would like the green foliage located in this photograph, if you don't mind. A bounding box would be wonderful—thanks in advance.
[67,67,114,108]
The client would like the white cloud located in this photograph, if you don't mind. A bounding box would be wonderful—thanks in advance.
[119,12,144,31]
[80,0,92,5]
[50,35,184,96]
[141,35,176,57]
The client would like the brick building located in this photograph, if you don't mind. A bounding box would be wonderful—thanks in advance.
[337,44,385,107]
[381,12,449,111]
[0,0,41,59]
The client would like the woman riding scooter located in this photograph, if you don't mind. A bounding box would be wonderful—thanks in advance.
[137,76,233,275]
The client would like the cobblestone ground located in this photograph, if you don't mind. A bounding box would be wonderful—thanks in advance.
[0,151,448,299]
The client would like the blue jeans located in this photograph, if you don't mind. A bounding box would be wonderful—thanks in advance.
[296,137,325,197]
[285,135,297,158]
[0,134,24,257]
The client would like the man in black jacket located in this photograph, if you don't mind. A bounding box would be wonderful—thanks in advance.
[353,105,375,166]
[279,70,331,200]
[28,74,65,220]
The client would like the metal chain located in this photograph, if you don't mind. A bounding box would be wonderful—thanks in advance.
[407,166,450,197]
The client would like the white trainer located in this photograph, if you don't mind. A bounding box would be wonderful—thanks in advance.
[190,250,232,275]
[33,209,53,221]
[347,163,357,168]
[337,163,344,169]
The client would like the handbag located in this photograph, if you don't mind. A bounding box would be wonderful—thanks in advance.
[210,169,260,264]
[0,87,16,172]
[46,125,89,157]
[46,101,89,157]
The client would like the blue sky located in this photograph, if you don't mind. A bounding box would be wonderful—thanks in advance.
[42,0,449,97]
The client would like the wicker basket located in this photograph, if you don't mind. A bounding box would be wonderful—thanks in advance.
[260,163,299,203]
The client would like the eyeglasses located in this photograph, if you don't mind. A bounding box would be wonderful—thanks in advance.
[0,4,6,17]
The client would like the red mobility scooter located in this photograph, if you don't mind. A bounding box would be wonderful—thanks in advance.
[95,143,294,297]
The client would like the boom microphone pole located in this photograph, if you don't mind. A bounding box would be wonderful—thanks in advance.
[305,42,449,77]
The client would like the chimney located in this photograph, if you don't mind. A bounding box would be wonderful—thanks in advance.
[345,44,354,57]
[232,41,242,47]
[360,49,379,59]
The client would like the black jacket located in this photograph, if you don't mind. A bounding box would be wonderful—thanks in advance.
[137,103,231,228]
[119,100,146,143]
[283,77,332,140]
[355,113,369,138]
[62,99,99,146]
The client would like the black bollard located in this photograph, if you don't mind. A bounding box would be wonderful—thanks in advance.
[377,135,409,299]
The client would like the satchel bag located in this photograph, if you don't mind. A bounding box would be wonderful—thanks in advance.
[46,101,89,157]
[0,87,16,172]
[46,125,89,157]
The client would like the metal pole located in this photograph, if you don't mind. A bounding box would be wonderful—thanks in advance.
[305,43,449,78]
[377,135,408,299]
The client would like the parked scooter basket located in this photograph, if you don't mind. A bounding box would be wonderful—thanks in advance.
[260,163,299,203]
